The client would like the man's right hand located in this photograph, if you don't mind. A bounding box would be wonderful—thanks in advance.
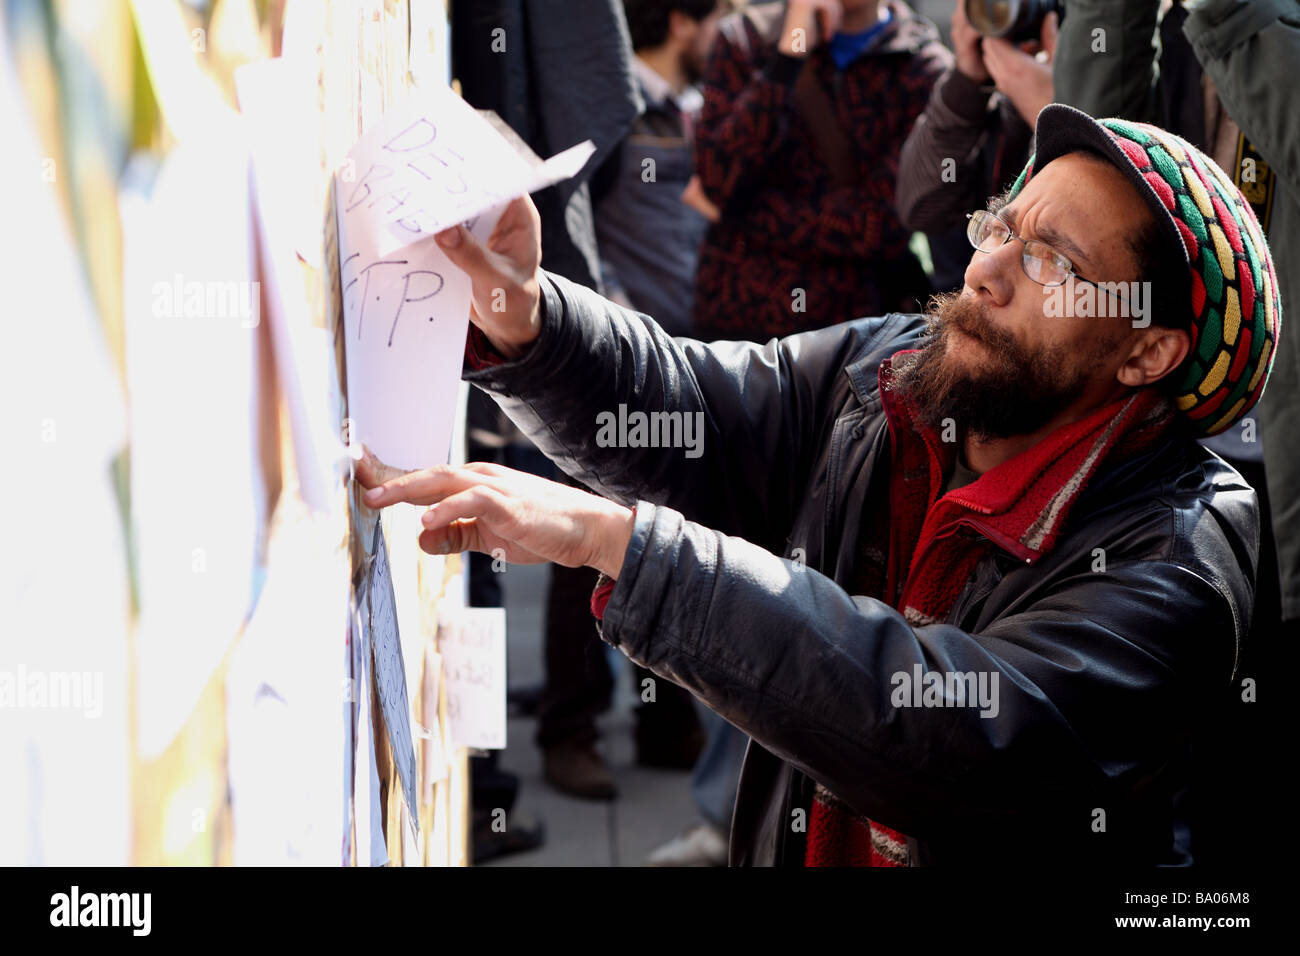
[434,195,544,361]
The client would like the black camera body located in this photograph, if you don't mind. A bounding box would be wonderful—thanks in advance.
[964,0,1061,44]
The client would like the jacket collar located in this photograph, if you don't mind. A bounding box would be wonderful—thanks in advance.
[631,56,703,114]
[843,313,924,404]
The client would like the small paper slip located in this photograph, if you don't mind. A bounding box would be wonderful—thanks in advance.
[438,607,507,750]
[334,84,593,472]
[366,521,419,832]
[417,647,448,803]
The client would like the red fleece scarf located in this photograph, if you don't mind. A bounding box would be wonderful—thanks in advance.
[804,353,1176,867]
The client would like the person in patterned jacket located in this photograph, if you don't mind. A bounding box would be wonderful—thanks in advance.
[690,0,951,340]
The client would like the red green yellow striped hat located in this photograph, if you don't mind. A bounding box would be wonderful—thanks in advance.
[1009,104,1280,437]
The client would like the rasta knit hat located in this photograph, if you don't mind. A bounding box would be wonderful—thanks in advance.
[1007,104,1281,437]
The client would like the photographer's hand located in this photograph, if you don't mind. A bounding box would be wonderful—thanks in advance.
[983,11,1058,125]
[951,1,991,84]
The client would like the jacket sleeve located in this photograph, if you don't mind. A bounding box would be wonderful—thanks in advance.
[896,68,1002,232]
[1184,0,1300,199]
[598,499,1233,846]
[1053,0,1162,120]
[462,270,900,553]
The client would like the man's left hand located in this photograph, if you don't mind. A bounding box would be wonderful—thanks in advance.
[357,454,635,579]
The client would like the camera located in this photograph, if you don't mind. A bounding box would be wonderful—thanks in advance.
[964,0,1061,43]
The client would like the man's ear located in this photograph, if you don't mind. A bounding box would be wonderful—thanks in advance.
[1116,326,1191,388]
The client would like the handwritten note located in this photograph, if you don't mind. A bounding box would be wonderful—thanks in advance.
[334,85,594,471]
[438,607,507,750]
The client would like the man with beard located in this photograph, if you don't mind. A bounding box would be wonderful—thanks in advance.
[360,105,1280,865]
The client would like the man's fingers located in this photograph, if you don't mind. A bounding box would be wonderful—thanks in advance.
[418,518,549,564]
[354,449,379,489]
[460,460,513,478]
[488,195,540,250]
[982,37,1022,83]
[368,460,526,508]
[421,485,512,534]
[982,36,1010,61]
[985,36,1031,66]
[365,464,474,507]
[1041,11,1059,59]
[434,220,498,286]
[354,445,405,490]
[419,519,484,556]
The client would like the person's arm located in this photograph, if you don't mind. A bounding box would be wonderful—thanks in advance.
[896,68,1002,232]
[1052,0,1161,120]
[464,269,904,551]
[1184,0,1300,198]
[437,195,893,549]
[597,499,1236,847]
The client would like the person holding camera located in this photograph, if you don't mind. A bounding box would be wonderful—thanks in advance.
[896,1,1059,291]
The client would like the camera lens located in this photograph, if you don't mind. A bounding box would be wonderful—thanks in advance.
[964,0,1058,42]
[965,0,1019,37]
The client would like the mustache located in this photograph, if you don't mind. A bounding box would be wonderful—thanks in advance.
[926,292,1018,353]
[896,292,1082,440]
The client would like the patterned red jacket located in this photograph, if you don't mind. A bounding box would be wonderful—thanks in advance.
[692,0,950,340]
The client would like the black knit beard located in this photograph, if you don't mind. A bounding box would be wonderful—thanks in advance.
[888,293,1115,441]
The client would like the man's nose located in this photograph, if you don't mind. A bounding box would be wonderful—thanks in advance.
[963,241,1019,308]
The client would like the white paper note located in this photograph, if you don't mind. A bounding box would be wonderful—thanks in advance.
[438,607,507,750]
[334,85,593,471]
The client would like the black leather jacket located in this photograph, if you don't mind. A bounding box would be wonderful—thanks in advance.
[464,272,1258,866]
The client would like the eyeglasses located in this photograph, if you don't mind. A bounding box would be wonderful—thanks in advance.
[965,210,1129,304]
